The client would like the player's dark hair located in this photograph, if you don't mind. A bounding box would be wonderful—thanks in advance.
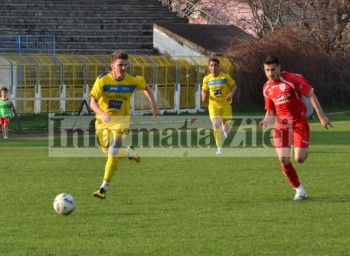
[1,87,8,92]
[208,58,220,65]
[111,50,128,62]
[264,55,279,65]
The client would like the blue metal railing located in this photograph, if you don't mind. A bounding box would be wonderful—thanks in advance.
[0,35,56,55]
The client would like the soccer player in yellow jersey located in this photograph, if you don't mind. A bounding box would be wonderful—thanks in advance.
[201,58,237,155]
[90,50,160,199]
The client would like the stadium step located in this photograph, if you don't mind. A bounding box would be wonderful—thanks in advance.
[0,0,187,54]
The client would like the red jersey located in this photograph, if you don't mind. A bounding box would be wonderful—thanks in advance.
[263,71,312,120]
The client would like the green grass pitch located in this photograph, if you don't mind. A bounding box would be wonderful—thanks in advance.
[1,114,349,255]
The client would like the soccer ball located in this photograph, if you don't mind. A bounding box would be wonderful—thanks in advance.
[53,193,76,215]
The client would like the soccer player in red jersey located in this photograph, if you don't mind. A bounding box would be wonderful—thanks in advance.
[259,55,332,200]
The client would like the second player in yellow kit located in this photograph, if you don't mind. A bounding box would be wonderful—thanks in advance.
[201,58,237,155]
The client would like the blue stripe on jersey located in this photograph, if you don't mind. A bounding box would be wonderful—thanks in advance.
[104,85,136,93]
[207,79,227,86]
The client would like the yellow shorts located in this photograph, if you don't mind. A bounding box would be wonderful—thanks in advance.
[208,103,233,124]
[95,115,131,152]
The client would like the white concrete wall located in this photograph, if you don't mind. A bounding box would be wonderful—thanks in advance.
[153,28,203,56]
[0,57,12,88]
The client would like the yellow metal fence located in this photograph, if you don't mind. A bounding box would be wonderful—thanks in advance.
[0,54,234,114]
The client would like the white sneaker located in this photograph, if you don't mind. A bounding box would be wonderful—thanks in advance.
[3,136,8,139]
[216,147,223,155]
[293,186,308,201]
[224,131,229,138]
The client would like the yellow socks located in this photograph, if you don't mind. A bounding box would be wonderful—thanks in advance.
[213,128,222,148]
[103,156,119,182]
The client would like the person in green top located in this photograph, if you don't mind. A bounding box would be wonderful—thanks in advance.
[0,87,15,139]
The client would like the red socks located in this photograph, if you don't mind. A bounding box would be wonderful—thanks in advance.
[282,163,300,188]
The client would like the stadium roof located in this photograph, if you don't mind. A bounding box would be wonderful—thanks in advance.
[154,23,254,56]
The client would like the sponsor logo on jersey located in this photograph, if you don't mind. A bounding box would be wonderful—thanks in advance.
[273,93,291,105]
[104,85,136,93]
[207,79,227,86]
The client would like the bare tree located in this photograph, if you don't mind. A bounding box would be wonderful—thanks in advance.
[161,0,350,53]
[230,0,350,53]
[161,0,201,19]
[293,0,350,53]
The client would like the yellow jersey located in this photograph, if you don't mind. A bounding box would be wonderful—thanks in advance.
[202,71,236,106]
[90,72,146,117]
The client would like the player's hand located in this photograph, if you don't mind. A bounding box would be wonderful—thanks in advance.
[259,120,266,128]
[152,106,160,119]
[225,94,233,102]
[320,117,332,129]
[101,112,110,123]
[325,123,333,129]
[320,116,332,129]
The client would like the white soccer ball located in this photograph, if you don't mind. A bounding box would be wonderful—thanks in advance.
[53,193,76,215]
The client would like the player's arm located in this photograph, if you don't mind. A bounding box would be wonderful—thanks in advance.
[259,110,275,128]
[89,96,110,123]
[225,75,237,101]
[260,89,275,128]
[10,102,16,117]
[201,77,209,102]
[308,89,332,129]
[225,84,238,102]
[143,86,160,118]
[12,105,17,117]
[201,89,208,102]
